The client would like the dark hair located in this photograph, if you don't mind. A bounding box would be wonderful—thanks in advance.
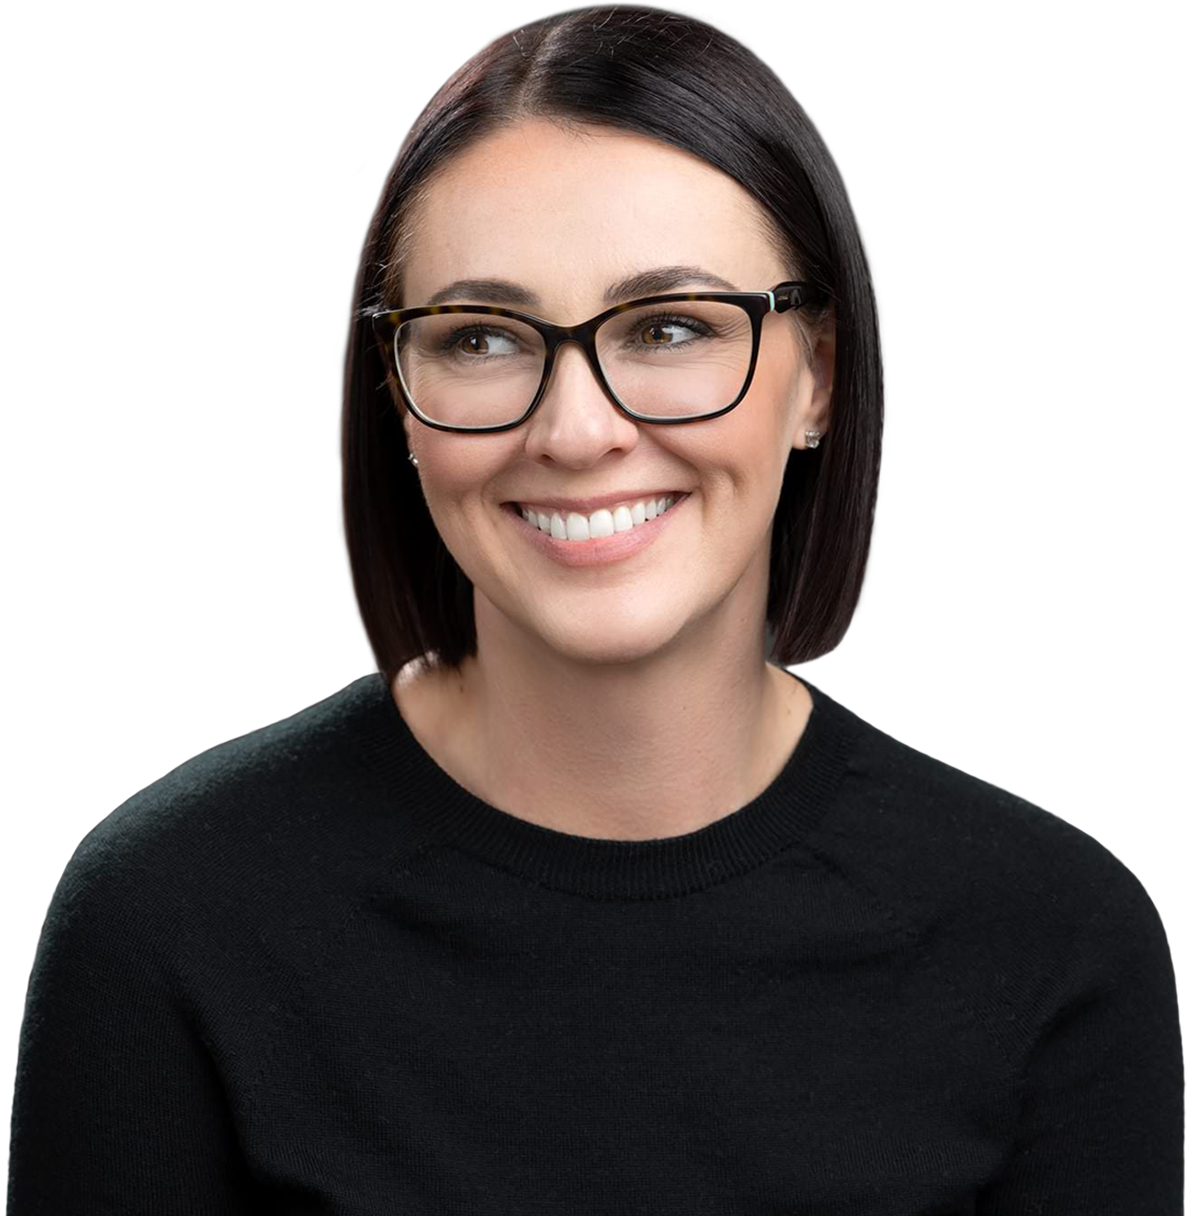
[343,4,882,684]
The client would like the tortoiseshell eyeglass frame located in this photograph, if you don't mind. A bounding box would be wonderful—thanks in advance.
[368,280,831,434]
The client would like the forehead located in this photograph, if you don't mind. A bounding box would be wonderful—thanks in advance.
[400,118,781,312]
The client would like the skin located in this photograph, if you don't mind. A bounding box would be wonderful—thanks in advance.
[391,117,835,842]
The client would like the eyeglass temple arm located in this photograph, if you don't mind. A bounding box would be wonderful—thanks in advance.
[770,282,829,314]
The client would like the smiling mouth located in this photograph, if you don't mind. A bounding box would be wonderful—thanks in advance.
[503,496,690,549]
[505,491,690,525]
[505,491,690,515]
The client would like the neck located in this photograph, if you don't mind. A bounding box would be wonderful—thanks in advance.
[394,591,811,843]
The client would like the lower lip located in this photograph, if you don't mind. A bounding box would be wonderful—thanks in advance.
[503,494,690,567]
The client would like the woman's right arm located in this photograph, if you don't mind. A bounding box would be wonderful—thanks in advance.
[7,845,261,1215]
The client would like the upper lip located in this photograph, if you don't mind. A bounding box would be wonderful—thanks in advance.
[506,489,688,515]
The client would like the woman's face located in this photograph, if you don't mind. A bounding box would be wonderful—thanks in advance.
[397,118,833,668]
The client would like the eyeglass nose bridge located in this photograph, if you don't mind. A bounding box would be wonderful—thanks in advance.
[526,316,627,423]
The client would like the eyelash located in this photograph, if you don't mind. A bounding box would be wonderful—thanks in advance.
[436,311,716,356]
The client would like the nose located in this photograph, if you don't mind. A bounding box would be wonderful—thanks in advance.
[537,338,620,413]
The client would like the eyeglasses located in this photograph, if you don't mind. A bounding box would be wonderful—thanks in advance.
[369,280,829,434]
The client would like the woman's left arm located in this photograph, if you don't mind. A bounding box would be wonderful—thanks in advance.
[976,871,1184,1213]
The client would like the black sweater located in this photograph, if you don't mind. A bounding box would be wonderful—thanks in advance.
[7,670,1184,1214]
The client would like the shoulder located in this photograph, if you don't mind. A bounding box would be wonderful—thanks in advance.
[49,672,404,938]
[809,690,1171,995]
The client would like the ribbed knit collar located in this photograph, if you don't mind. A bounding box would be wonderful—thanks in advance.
[354,667,859,901]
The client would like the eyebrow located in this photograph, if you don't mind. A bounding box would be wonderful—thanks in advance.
[422,265,740,309]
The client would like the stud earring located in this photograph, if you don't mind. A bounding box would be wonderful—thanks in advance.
[408,452,419,468]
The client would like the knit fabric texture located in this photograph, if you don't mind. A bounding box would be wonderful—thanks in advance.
[7,670,1184,1213]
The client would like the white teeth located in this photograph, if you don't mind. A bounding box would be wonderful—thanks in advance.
[519,495,679,541]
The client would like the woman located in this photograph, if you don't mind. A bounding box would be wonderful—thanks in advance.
[8,6,1181,1213]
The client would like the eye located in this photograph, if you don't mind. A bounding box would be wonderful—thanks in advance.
[622,311,705,350]
[440,325,518,357]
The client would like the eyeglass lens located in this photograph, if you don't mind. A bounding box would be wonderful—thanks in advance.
[393,300,754,428]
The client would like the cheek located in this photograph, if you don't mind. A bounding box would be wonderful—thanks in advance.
[418,486,502,595]
[684,389,791,494]
[416,435,518,506]
[750,356,799,420]
[737,388,802,493]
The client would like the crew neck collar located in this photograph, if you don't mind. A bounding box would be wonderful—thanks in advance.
[353,667,860,901]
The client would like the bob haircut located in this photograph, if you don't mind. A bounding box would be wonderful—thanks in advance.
[344,4,883,684]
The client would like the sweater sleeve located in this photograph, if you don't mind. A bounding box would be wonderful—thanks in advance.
[976,867,1184,1214]
[6,841,260,1215]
